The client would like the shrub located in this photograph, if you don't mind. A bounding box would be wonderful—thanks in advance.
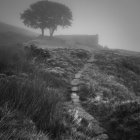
[70,49,90,60]
[0,103,49,140]
[24,44,51,61]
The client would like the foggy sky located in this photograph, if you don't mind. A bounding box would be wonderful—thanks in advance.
[0,0,140,51]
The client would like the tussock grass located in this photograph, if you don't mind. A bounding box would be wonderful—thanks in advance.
[0,103,49,140]
[0,76,66,138]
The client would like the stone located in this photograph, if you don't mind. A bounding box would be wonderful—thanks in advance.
[19,73,28,78]
[71,93,80,103]
[0,73,6,78]
[75,73,81,79]
[71,79,80,86]
[94,134,108,140]
[95,96,102,102]
[71,86,79,92]
[87,59,94,63]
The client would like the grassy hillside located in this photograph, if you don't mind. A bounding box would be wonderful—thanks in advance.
[0,22,37,45]
[0,22,140,139]
[93,50,140,96]
[77,49,140,140]
[78,49,140,112]
[0,44,90,139]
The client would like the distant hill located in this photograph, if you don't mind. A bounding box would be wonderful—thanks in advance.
[0,22,37,46]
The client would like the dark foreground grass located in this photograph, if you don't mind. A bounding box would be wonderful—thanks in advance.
[0,44,71,139]
[0,102,48,140]
[0,75,67,139]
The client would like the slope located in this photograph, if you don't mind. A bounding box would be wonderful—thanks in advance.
[0,22,37,45]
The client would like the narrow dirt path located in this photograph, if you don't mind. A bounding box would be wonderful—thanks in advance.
[70,53,108,140]
[71,53,95,110]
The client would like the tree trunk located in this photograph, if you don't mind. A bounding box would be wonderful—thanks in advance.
[49,27,55,38]
[41,28,44,37]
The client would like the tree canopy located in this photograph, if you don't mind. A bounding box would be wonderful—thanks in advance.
[20,0,72,37]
